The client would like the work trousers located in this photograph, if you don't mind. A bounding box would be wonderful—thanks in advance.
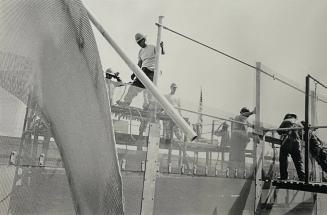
[279,139,305,180]
[228,130,250,171]
[123,68,154,106]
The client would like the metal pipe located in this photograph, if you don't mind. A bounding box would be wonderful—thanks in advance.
[305,75,310,183]
[87,10,197,140]
[308,74,327,90]
[263,127,303,132]
[153,16,164,120]
[178,107,249,126]
[153,16,164,85]
[310,125,327,129]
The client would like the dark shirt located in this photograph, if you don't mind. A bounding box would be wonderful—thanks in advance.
[277,119,301,140]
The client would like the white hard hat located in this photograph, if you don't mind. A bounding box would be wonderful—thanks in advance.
[135,33,146,42]
[170,83,177,88]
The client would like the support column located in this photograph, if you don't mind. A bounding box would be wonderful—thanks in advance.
[254,62,263,214]
[153,16,164,85]
[140,123,161,215]
[305,75,310,183]
[140,15,164,215]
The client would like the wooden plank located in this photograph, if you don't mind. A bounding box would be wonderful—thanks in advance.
[140,123,161,215]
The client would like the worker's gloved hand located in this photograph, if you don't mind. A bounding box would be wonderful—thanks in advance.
[160,41,165,55]
[131,73,136,80]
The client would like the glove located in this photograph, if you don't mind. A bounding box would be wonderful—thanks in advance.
[131,73,136,80]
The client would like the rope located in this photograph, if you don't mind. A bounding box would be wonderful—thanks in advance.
[156,23,327,104]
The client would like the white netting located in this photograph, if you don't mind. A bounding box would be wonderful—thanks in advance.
[0,1,124,214]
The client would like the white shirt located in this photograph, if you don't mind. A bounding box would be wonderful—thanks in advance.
[138,44,156,71]
[165,93,181,115]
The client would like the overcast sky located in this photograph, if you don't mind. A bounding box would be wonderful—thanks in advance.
[84,0,327,126]
[1,0,327,136]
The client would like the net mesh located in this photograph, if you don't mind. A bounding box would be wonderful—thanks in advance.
[0,0,124,214]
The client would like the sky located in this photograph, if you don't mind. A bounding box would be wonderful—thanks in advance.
[84,0,327,125]
[1,0,327,137]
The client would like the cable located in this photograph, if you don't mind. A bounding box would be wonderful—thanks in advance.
[156,23,327,104]
[309,75,327,90]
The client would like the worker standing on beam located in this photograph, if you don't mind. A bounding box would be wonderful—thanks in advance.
[278,114,305,181]
[117,33,163,109]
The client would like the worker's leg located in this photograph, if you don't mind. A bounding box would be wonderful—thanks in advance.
[117,84,142,106]
[139,120,149,136]
[142,69,154,109]
[163,120,171,140]
[290,140,305,181]
[279,144,289,180]
[173,124,183,141]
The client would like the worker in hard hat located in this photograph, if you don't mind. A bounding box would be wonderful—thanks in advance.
[228,107,255,172]
[117,33,159,109]
[162,83,183,141]
[278,114,305,181]
[105,68,122,105]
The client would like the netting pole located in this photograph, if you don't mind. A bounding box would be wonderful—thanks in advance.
[140,15,164,215]
[310,89,320,213]
[140,123,161,215]
[311,89,319,182]
[153,16,164,86]
[254,62,263,214]
[153,16,164,121]
[305,75,310,183]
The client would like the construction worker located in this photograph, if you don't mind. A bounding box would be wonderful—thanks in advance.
[117,33,158,109]
[229,107,255,171]
[300,121,327,173]
[278,114,305,181]
[105,68,122,105]
[162,83,183,141]
[214,122,230,162]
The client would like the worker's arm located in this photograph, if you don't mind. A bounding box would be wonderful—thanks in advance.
[177,98,182,115]
[277,120,293,136]
[137,59,142,68]
[130,59,143,80]
[160,41,165,55]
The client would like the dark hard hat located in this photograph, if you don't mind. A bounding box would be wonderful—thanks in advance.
[284,113,297,120]
[240,107,250,114]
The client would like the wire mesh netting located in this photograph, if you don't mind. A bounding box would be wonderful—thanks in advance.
[0,0,124,214]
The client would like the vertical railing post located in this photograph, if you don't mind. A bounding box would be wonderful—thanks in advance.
[305,75,310,183]
[211,120,215,145]
[254,62,262,214]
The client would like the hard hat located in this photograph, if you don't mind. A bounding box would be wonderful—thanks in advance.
[240,107,250,114]
[284,113,297,120]
[170,83,177,88]
[135,33,146,43]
